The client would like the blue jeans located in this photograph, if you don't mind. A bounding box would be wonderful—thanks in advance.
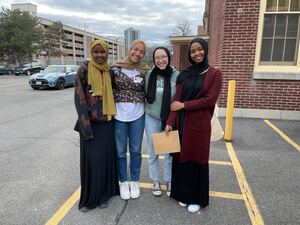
[115,114,145,182]
[145,114,172,183]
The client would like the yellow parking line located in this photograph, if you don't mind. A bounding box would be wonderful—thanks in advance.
[140,153,163,159]
[209,160,232,166]
[226,142,264,225]
[209,191,244,200]
[264,119,300,152]
[45,178,242,225]
[139,182,242,200]
[135,153,232,166]
[44,152,233,224]
[45,187,80,225]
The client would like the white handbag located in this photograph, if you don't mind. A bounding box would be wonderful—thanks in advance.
[211,105,224,141]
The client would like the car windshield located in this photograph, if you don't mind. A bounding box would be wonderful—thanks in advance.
[22,63,31,67]
[44,66,66,73]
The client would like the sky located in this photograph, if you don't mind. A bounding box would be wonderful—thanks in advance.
[1,0,205,45]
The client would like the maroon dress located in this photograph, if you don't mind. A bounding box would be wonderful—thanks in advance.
[167,66,222,207]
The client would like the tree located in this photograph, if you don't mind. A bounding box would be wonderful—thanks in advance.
[173,20,192,36]
[0,8,42,65]
[143,42,174,68]
[39,21,66,64]
[143,44,159,68]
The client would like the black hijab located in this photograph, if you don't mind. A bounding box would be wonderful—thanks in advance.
[177,38,210,102]
[176,38,210,139]
[145,46,173,130]
[176,37,209,85]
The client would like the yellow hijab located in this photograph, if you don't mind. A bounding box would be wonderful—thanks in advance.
[113,39,149,74]
[88,39,116,121]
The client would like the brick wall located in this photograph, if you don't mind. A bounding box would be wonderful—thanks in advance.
[207,0,226,67]
[180,44,191,70]
[172,43,181,71]
[171,42,191,71]
[208,0,300,111]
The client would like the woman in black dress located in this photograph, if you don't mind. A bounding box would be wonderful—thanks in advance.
[165,38,222,213]
[74,39,119,212]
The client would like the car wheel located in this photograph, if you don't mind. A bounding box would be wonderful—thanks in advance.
[56,79,65,90]
[27,70,31,76]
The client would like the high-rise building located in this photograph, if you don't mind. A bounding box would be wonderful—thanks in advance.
[124,27,141,56]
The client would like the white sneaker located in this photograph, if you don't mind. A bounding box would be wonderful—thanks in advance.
[178,202,187,207]
[166,182,171,197]
[130,181,140,199]
[119,181,130,200]
[188,204,200,213]
[152,181,162,196]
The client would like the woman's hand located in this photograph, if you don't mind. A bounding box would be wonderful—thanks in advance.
[171,101,184,111]
[165,124,173,134]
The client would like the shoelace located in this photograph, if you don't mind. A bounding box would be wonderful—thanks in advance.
[153,182,160,190]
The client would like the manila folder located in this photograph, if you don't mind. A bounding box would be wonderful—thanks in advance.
[152,130,180,154]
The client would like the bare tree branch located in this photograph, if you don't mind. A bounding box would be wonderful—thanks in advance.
[173,20,192,36]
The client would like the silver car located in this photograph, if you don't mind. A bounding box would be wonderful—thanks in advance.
[28,65,79,90]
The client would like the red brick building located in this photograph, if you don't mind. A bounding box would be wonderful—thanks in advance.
[170,31,208,72]
[206,0,300,119]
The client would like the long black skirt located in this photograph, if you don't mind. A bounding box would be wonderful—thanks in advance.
[170,159,209,208]
[79,121,119,210]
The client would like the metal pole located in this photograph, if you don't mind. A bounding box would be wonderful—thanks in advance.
[112,42,115,64]
[117,43,119,61]
[224,80,236,141]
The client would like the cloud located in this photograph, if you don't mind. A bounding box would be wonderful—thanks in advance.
[5,0,205,44]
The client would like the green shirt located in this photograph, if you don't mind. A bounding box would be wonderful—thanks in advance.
[144,67,179,120]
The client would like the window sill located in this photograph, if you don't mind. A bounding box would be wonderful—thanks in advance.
[253,71,300,80]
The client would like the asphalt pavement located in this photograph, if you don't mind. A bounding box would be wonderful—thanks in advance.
[0,75,299,225]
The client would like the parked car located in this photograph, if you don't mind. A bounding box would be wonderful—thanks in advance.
[0,65,14,75]
[28,65,79,90]
[15,62,44,76]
